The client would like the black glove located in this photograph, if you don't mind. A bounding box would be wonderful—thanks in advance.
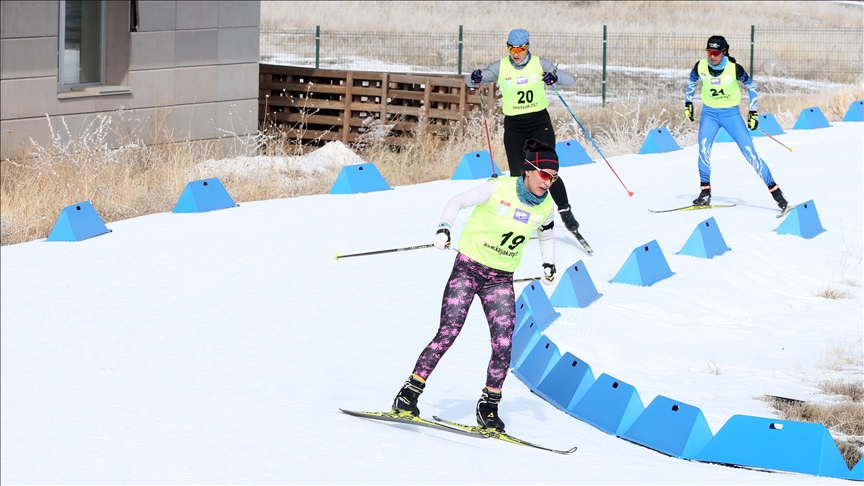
[542,262,556,285]
[471,69,483,85]
[542,71,557,85]
[747,111,759,130]
[684,102,694,122]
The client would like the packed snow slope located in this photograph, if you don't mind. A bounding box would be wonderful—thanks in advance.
[1,121,862,484]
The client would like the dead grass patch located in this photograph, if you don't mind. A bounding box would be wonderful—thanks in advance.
[763,378,864,469]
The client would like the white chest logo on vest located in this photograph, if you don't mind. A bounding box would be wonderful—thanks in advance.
[516,76,529,85]
[513,209,530,224]
[711,78,721,85]
[497,200,511,216]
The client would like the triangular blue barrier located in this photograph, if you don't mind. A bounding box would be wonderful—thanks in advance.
[451,150,503,179]
[610,240,675,286]
[715,126,762,142]
[775,199,826,239]
[716,114,785,141]
[849,457,863,481]
[46,201,112,242]
[534,352,595,412]
[638,127,681,154]
[511,336,561,390]
[843,100,864,122]
[793,106,831,130]
[568,373,644,436]
[619,395,714,459]
[677,217,731,259]
[330,163,392,194]
[510,318,541,369]
[517,282,560,332]
[756,113,786,135]
[550,260,602,308]
[514,295,530,333]
[692,415,851,478]
[172,178,238,213]
[555,140,593,167]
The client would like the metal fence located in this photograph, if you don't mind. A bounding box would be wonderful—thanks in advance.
[260,26,863,106]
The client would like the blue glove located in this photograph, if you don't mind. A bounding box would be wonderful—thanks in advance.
[542,71,557,85]
[471,69,483,85]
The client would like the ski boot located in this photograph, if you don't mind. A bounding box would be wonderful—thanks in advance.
[692,184,711,206]
[558,206,580,232]
[391,375,425,416]
[476,387,506,432]
[769,183,788,211]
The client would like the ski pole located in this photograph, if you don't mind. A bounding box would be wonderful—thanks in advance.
[335,244,434,260]
[758,129,793,152]
[514,276,542,283]
[550,83,634,197]
[477,83,499,178]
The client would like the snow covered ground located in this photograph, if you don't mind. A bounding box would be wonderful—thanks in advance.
[1,119,862,484]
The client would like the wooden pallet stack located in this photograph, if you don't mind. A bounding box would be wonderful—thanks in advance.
[259,64,495,147]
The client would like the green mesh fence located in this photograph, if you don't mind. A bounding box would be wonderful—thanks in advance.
[260,26,864,105]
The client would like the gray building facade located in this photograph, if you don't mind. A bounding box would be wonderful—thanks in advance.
[1,0,260,158]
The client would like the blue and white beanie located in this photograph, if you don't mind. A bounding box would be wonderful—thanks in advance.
[507,28,530,47]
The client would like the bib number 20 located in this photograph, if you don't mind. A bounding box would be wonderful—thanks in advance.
[517,90,534,104]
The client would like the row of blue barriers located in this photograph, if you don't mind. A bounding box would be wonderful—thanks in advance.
[511,273,861,480]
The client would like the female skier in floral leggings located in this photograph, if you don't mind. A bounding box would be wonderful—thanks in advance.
[391,139,559,432]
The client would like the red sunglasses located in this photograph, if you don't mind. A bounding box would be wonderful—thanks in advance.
[525,160,559,182]
[706,49,723,57]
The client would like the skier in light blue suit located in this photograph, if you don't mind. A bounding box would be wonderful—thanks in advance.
[685,35,788,211]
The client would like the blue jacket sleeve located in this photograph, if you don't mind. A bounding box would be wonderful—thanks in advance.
[685,61,700,103]
[736,64,758,111]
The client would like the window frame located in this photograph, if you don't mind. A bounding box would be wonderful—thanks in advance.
[58,0,107,91]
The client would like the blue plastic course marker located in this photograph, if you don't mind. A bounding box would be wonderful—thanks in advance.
[639,127,681,154]
[46,201,112,242]
[173,178,239,213]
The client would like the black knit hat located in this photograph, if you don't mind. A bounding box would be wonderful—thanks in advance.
[706,35,729,52]
[524,150,559,172]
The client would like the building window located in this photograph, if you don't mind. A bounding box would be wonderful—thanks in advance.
[58,0,105,89]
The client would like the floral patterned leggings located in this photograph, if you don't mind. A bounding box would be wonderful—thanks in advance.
[411,252,516,390]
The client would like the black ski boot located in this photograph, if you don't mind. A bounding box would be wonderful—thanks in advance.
[692,184,711,206]
[558,206,580,232]
[476,388,506,432]
[769,184,788,211]
[391,376,425,416]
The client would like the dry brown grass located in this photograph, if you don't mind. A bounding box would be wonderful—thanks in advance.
[764,378,864,468]
[261,1,864,32]
[3,81,860,246]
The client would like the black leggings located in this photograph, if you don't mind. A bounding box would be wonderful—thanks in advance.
[503,109,570,209]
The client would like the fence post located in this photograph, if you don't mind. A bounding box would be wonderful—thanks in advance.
[602,25,608,107]
[458,25,463,74]
[315,26,321,69]
[749,25,755,78]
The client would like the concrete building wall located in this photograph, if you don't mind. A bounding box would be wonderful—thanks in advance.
[1,0,259,158]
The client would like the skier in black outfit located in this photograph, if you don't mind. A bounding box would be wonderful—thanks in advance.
[466,28,582,234]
